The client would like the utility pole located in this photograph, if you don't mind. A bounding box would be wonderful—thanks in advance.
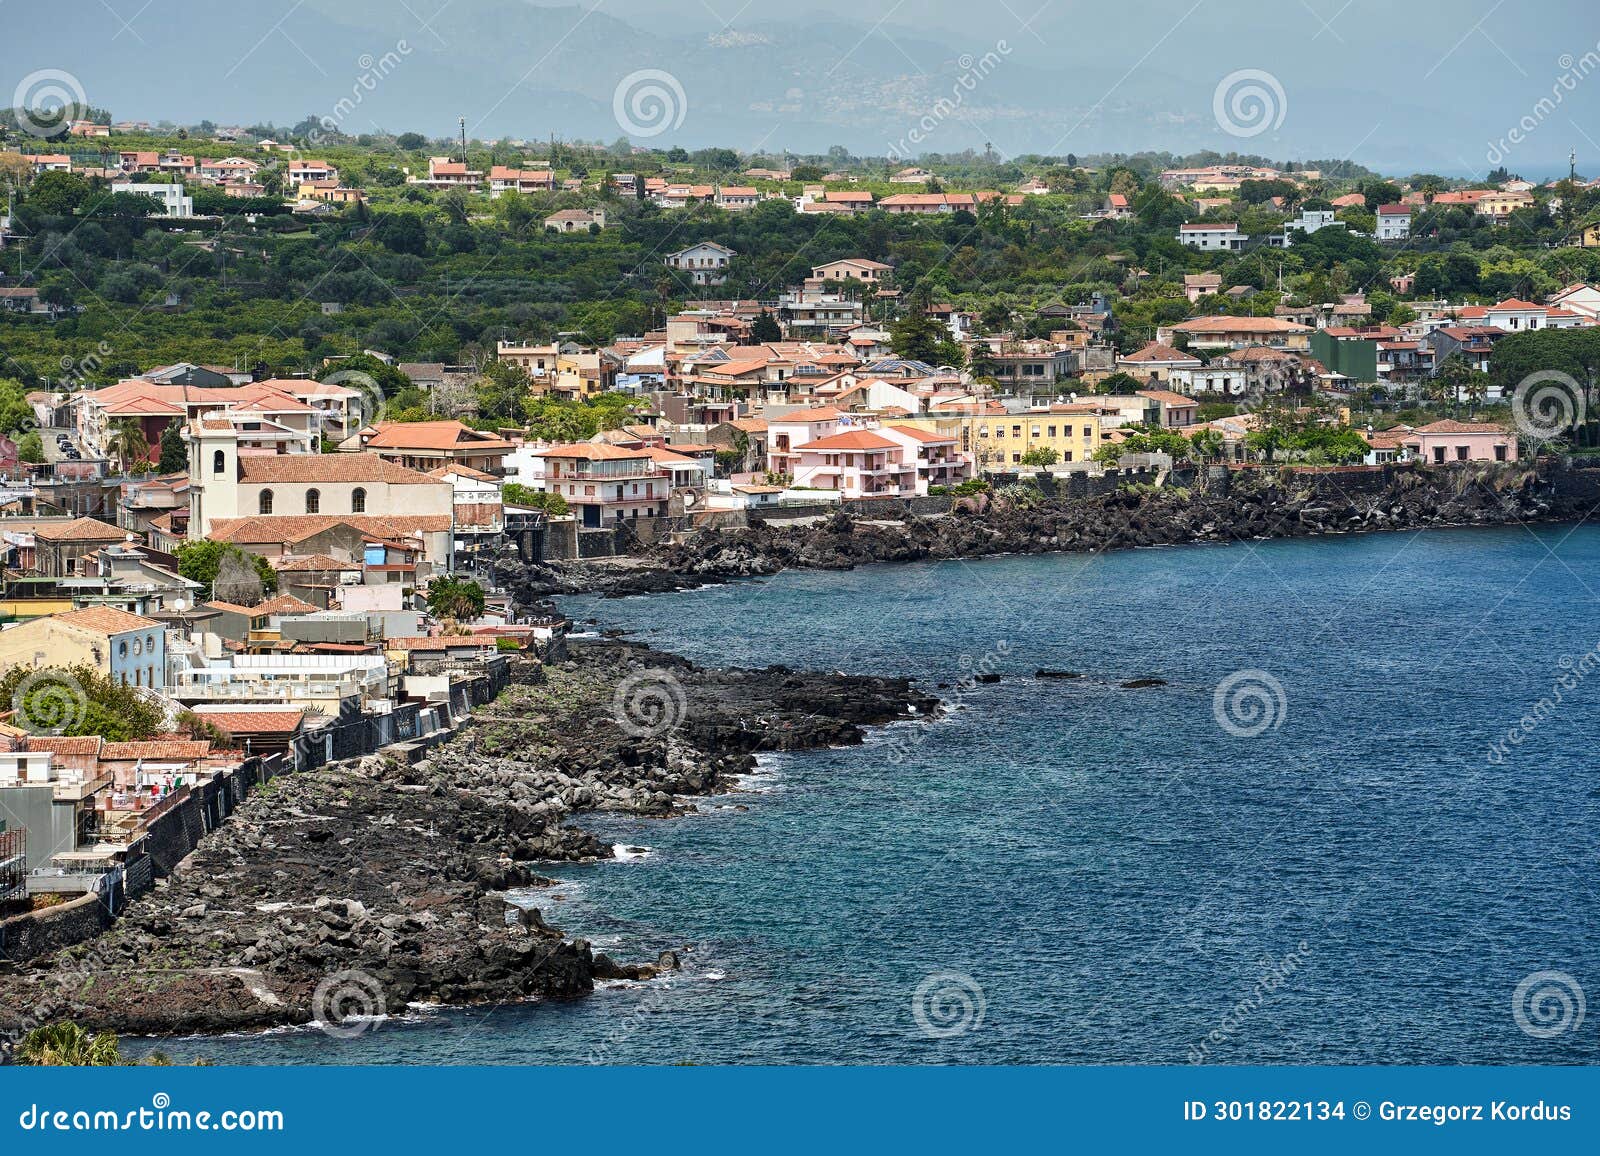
[1571,148,1578,182]
[458,116,467,165]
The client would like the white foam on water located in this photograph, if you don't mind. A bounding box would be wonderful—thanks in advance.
[612,843,653,862]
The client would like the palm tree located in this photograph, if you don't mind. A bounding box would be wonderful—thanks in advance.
[15,1023,124,1065]
[105,418,150,474]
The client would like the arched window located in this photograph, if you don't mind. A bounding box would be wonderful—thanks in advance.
[351,487,366,513]
[212,449,225,474]
[305,489,321,514]
[259,489,274,514]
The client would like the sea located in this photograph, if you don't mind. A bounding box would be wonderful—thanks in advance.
[143,526,1600,1064]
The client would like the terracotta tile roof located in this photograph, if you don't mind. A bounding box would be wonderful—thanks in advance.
[1410,420,1510,435]
[57,607,162,635]
[363,421,512,453]
[28,736,103,756]
[534,443,653,461]
[204,600,258,615]
[1172,316,1311,334]
[207,514,452,545]
[1122,341,1199,363]
[193,710,305,735]
[100,740,215,759]
[887,424,954,444]
[1136,389,1199,407]
[254,594,319,616]
[273,553,357,572]
[771,406,844,423]
[237,455,442,485]
[385,636,498,651]
[33,517,127,542]
[1376,204,1410,215]
[797,430,899,451]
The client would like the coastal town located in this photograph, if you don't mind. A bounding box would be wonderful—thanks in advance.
[2,106,1600,1052]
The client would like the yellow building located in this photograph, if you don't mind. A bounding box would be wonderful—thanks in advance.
[902,404,1109,471]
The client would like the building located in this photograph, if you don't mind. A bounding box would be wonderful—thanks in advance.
[0,606,167,690]
[1402,420,1516,463]
[789,429,915,498]
[544,208,606,232]
[1182,273,1222,303]
[186,422,453,541]
[1117,341,1203,383]
[665,242,737,286]
[358,421,513,475]
[109,181,193,218]
[1177,223,1247,251]
[1376,204,1412,241]
[532,444,668,527]
[488,165,555,196]
[1159,316,1313,352]
[806,258,893,289]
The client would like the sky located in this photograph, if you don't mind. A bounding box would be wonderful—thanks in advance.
[4,0,1600,177]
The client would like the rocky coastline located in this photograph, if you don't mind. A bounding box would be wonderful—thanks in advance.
[0,641,935,1043]
[500,463,1593,599]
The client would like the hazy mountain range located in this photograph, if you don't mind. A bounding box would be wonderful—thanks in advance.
[4,0,1597,177]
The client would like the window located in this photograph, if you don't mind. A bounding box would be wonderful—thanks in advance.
[1495,444,1508,462]
[1456,446,1468,461]
[119,640,128,658]
[351,487,366,513]
[259,489,273,514]
[213,449,225,474]
[305,489,321,513]
[132,638,143,657]
[1432,446,1446,464]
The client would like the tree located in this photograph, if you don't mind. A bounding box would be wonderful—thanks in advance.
[158,420,186,473]
[17,430,43,464]
[1018,446,1059,467]
[396,132,428,151]
[14,1023,125,1066]
[476,360,531,424]
[503,483,568,515]
[0,664,166,741]
[426,576,486,621]
[105,418,150,474]
[1093,371,1145,395]
[213,550,265,607]
[889,307,950,365]
[750,310,782,343]
[24,171,91,216]
[176,541,278,599]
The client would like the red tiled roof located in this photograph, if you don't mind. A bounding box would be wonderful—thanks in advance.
[32,517,127,542]
[207,515,452,544]
[193,710,305,735]
[253,594,319,616]
[237,455,443,485]
[363,421,512,453]
[797,430,899,451]
[57,607,162,635]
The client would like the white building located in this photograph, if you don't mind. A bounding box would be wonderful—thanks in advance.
[665,241,737,286]
[110,182,193,218]
[1177,223,1246,251]
[1376,204,1412,241]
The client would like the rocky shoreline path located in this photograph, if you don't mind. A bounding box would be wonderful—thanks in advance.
[0,641,935,1043]
[500,464,1592,598]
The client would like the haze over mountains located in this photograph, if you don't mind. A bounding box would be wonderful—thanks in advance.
[4,0,1596,177]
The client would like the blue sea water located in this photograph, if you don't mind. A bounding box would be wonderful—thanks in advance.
[162,527,1600,1064]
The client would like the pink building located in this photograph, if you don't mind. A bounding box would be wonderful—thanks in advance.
[533,444,669,527]
[791,430,916,498]
[1402,420,1516,464]
[767,407,846,477]
[878,425,970,491]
